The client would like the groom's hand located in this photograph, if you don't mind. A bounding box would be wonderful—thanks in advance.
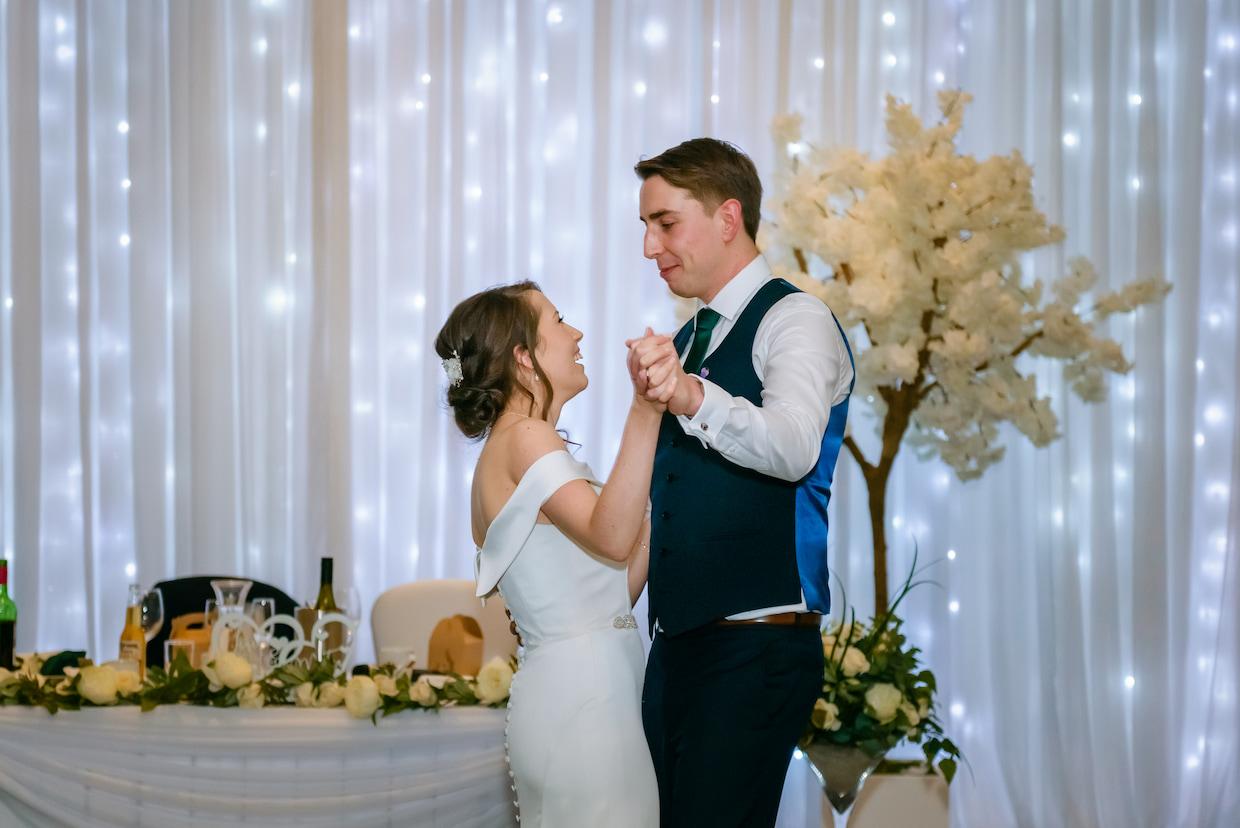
[628,332,704,418]
[626,328,678,404]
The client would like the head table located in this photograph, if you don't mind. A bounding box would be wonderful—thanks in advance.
[0,705,516,827]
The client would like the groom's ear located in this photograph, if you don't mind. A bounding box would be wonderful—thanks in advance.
[716,198,744,243]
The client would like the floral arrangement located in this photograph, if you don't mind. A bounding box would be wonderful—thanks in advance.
[762,91,1170,609]
[0,651,515,722]
[804,563,961,781]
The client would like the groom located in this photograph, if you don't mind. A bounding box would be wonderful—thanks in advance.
[628,138,854,826]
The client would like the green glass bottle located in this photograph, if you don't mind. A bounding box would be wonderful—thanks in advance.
[0,559,16,670]
[313,557,338,612]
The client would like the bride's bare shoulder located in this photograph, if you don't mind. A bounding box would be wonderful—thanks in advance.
[500,418,566,479]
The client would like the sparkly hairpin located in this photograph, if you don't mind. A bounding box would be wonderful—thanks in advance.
[441,350,464,387]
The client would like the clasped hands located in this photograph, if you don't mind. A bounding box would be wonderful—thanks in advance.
[625,328,703,417]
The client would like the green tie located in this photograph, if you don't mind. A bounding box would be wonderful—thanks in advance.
[682,307,722,377]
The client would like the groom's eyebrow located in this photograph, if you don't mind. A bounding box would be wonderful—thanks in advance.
[641,209,677,224]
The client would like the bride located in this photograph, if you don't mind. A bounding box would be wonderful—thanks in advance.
[435,281,676,826]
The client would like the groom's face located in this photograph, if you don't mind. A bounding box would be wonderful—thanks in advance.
[639,175,725,301]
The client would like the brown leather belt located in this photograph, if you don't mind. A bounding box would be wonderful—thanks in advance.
[714,612,822,629]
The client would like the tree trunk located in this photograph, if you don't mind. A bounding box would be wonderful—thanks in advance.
[866,466,891,612]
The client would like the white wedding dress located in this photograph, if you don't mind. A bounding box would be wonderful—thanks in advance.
[475,449,659,827]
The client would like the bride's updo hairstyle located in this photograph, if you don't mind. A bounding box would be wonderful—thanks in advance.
[435,280,554,439]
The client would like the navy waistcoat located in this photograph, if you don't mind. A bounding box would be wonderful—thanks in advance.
[648,279,853,636]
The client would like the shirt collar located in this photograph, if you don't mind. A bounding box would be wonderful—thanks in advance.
[700,254,772,322]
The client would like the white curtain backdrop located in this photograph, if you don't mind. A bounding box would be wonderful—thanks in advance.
[1,1,1237,826]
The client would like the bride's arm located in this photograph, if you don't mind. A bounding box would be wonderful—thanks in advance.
[508,399,664,562]
[627,518,650,606]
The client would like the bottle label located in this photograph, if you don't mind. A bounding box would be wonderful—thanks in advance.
[119,640,144,662]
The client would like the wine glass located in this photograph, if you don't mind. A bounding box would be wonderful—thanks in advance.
[338,586,363,621]
[248,597,276,624]
[141,587,165,644]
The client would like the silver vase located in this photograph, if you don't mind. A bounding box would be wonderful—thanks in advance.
[802,740,886,816]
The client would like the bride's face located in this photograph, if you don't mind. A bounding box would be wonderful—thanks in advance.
[521,290,587,406]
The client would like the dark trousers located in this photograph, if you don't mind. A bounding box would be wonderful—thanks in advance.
[642,624,823,828]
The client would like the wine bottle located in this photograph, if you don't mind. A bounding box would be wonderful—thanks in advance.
[314,557,338,612]
[118,583,146,679]
[0,559,16,670]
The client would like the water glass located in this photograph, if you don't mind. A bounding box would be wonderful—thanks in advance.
[164,638,198,670]
[248,598,277,674]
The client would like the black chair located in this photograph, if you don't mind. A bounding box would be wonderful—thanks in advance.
[146,576,299,668]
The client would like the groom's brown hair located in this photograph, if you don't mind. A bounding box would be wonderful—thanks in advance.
[634,138,762,241]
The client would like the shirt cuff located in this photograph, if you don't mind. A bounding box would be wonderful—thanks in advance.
[677,378,732,446]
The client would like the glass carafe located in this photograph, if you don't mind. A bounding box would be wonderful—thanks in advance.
[208,579,253,659]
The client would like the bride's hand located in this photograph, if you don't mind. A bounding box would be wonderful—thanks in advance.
[640,352,680,409]
[626,329,676,412]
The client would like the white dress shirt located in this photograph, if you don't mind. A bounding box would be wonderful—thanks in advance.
[677,254,854,620]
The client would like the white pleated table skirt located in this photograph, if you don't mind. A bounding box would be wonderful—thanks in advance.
[0,705,516,827]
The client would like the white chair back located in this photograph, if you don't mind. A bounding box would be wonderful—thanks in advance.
[370,579,517,671]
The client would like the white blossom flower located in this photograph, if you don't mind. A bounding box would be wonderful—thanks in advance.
[771,113,803,147]
[766,93,1166,485]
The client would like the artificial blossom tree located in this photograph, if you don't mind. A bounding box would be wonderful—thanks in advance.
[761,91,1170,610]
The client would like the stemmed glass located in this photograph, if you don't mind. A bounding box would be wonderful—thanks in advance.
[338,587,363,621]
[140,587,164,644]
[248,598,277,675]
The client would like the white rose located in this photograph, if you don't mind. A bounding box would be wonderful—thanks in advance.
[18,655,42,679]
[422,674,450,690]
[238,683,265,709]
[839,647,871,678]
[78,665,119,705]
[900,700,921,727]
[315,681,345,708]
[344,676,383,719]
[408,677,437,707]
[811,698,842,732]
[475,658,514,704]
[830,621,866,643]
[0,668,14,686]
[115,670,143,697]
[373,674,399,698]
[293,681,316,707]
[821,635,838,657]
[864,683,903,723]
[213,652,254,690]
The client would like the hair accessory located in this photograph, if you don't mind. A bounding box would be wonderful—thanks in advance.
[442,349,463,387]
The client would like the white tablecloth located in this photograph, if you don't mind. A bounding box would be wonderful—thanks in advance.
[0,705,516,827]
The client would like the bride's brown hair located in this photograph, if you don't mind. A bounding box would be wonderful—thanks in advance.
[434,281,554,439]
